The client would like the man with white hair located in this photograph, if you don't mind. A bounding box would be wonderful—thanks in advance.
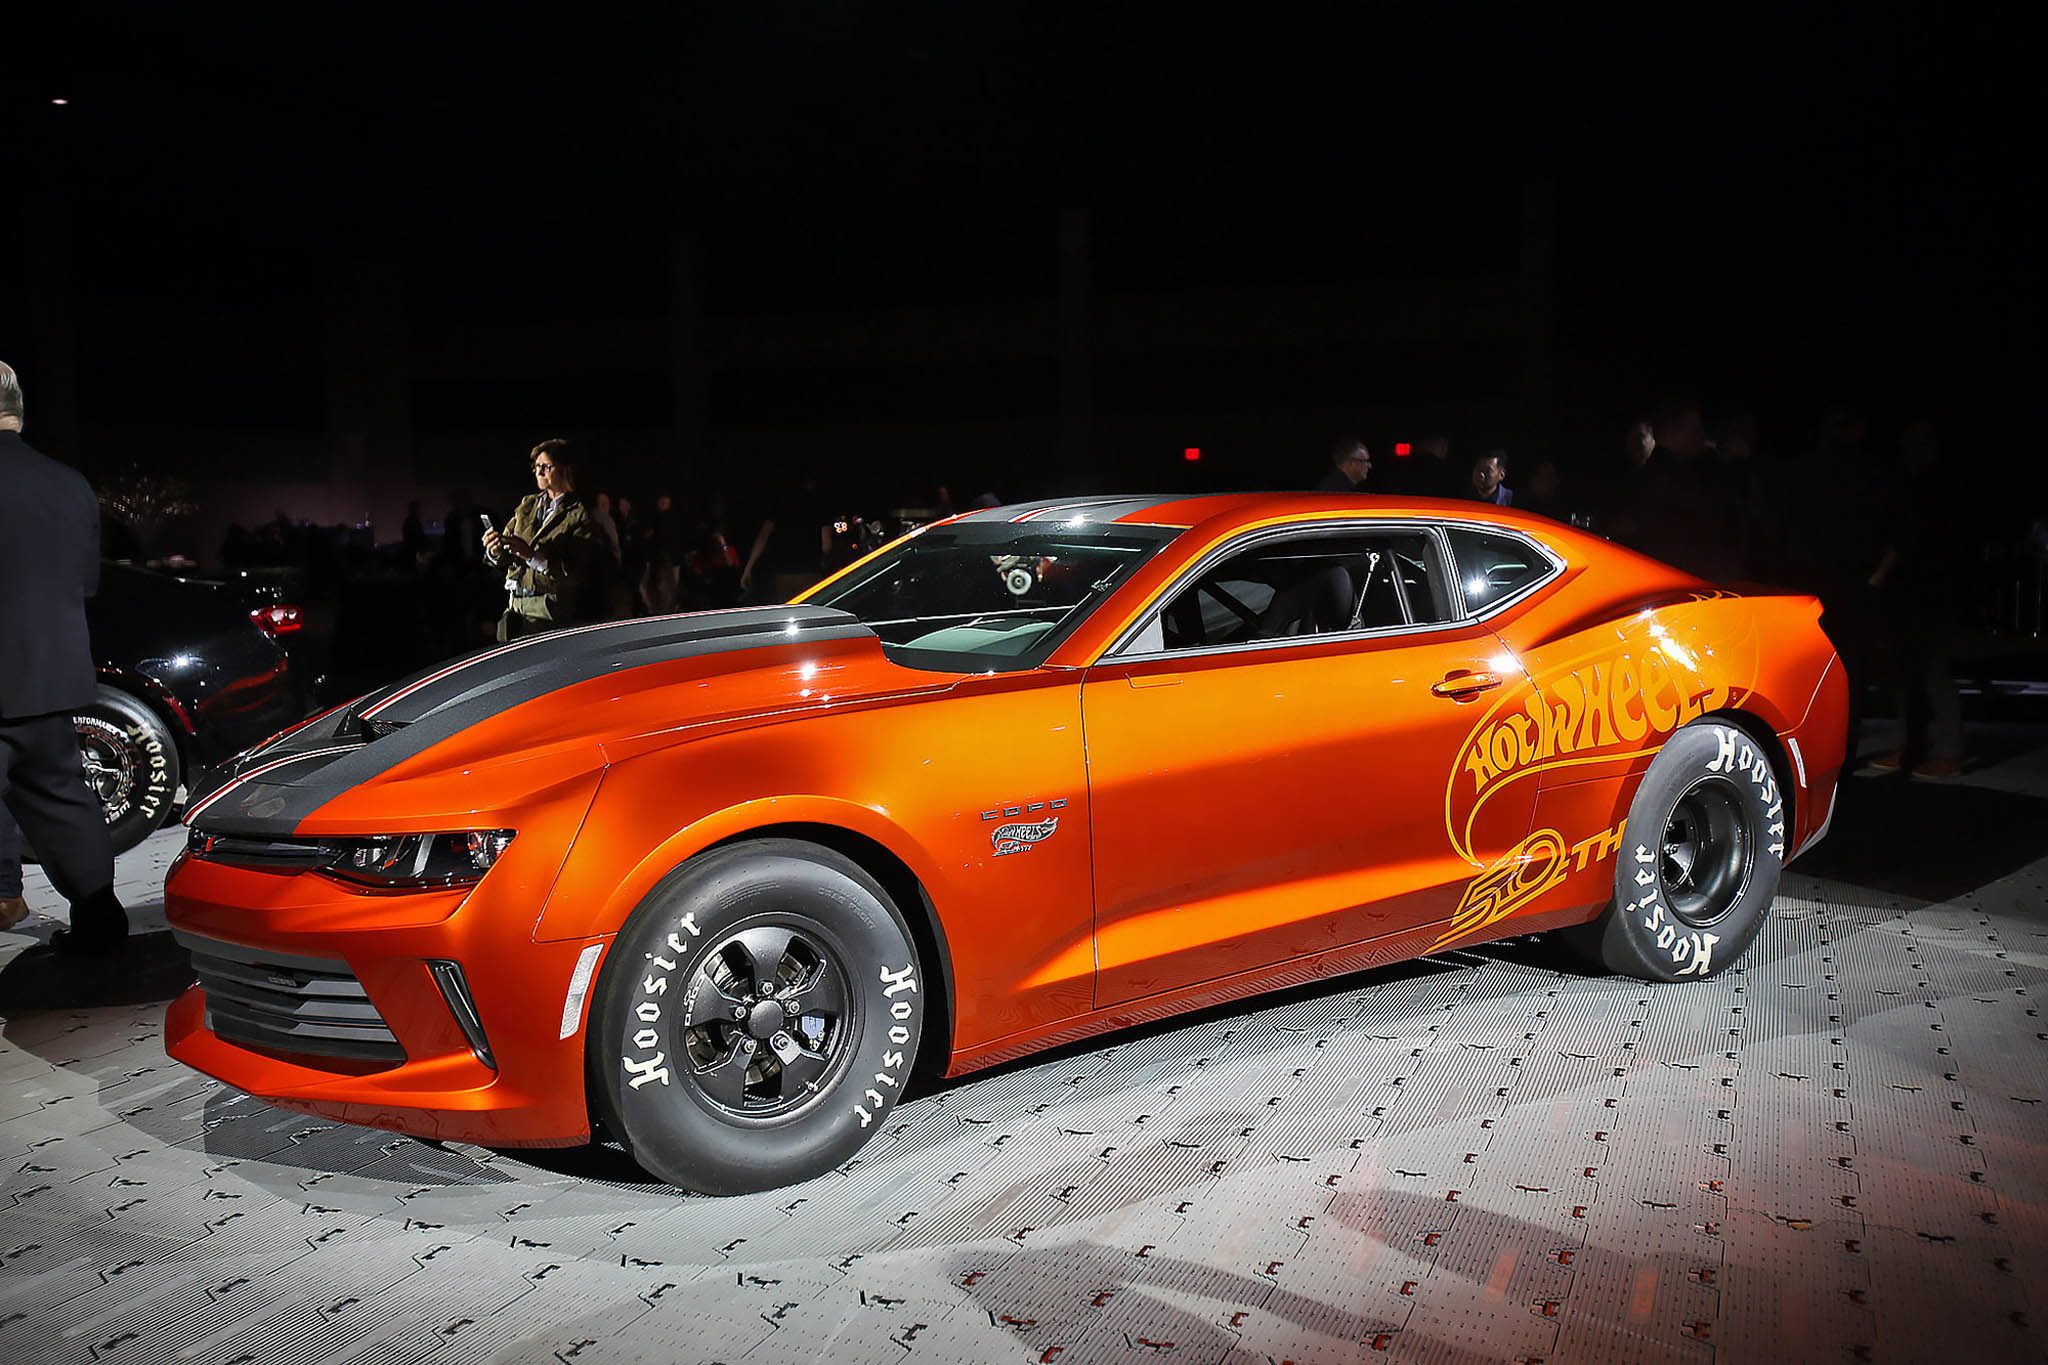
[0,360,131,954]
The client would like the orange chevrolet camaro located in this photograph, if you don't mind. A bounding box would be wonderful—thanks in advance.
[165,493,1847,1193]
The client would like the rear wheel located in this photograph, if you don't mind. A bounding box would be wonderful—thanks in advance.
[1568,719,1787,981]
[590,839,926,1195]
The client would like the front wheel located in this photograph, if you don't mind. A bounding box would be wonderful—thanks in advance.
[589,839,927,1195]
[1568,719,1787,981]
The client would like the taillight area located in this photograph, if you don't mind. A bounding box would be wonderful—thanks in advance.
[250,603,305,637]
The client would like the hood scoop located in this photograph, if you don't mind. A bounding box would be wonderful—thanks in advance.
[354,713,408,741]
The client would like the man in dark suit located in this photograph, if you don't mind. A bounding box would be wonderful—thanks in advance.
[0,809,25,931]
[0,361,129,955]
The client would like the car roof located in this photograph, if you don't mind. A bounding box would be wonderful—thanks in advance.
[950,491,1569,534]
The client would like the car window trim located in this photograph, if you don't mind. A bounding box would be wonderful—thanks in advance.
[1101,517,1562,663]
[1441,521,1566,620]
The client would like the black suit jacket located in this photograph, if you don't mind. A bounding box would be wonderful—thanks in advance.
[0,430,101,718]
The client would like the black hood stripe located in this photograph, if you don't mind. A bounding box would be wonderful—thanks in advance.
[360,605,857,726]
[185,606,874,836]
[182,743,362,824]
[358,610,668,720]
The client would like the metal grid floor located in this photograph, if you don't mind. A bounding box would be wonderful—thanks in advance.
[4,726,2045,1364]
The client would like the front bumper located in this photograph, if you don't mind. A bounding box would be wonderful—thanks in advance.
[164,849,607,1148]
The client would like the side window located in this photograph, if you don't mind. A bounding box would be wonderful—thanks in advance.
[1154,530,1448,651]
[1445,528,1551,613]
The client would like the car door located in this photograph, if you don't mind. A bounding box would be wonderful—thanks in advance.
[1081,521,1539,1006]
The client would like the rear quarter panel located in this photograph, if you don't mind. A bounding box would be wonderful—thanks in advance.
[1432,528,1839,947]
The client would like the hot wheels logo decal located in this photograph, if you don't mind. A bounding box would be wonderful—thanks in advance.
[1442,607,1760,867]
[991,816,1060,856]
[982,798,1068,857]
[1448,647,1729,861]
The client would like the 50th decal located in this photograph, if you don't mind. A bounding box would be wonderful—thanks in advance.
[1430,820,1626,953]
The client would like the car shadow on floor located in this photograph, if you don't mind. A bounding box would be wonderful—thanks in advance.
[0,929,192,1016]
[1796,773,2048,904]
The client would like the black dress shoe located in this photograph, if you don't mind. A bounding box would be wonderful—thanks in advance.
[50,927,128,958]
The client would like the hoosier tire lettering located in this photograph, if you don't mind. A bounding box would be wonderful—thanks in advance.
[591,839,926,1196]
[1565,718,1784,984]
[67,686,181,857]
[621,914,702,1090]
[856,962,920,1127]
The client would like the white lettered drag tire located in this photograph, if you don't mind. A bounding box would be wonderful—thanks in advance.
[1569,719,1787,982]
[590,839,926,1195]
[35,686,181,858]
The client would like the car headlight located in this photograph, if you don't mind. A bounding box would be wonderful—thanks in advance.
[321,831,516,889]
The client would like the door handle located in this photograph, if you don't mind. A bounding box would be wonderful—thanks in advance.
[1431,669,1502,700]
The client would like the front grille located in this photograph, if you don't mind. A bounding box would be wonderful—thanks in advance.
[176,931,404,1062]
[187,829,338,871]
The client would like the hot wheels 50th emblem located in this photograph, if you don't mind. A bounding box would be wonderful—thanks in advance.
[983,798,1067,856]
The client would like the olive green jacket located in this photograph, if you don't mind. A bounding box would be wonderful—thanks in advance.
[494,491,597,623]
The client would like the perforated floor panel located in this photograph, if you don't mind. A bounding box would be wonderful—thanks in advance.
[4,724,2045,1364]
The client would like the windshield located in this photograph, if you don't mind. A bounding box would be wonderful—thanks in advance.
[805,519,1179,671]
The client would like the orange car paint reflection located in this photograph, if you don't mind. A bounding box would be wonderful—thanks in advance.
[1084,617,1534,1003]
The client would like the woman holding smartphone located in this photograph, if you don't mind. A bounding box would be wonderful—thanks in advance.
[481,439,598,641]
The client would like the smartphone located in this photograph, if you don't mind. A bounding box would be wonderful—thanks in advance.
[479,512,495,534]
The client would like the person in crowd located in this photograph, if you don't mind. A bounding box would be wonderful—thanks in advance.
[614,494,644,612]
[481,438,598,641]
[742,473,832,603]
[440,489,482,570]
[1866,416,1966,778]
[1626,399,1741,580]
[1712,412,1771,577]
[1777,404,1888,756]
[1470,450,1513,505]
[589,491,624,618]
[0,360,131,956]
[1603,419,1659,543]
[1519,459,1568,521]
[1315,437,1373,492]
[1407,433,1464,499]
[689,499,745,609]
[591,491,623,565]
[0,808,25,932]
[639,492,684,614]
[219,521,253,571]
[1625,419,1656,470]
[401,499,430,571]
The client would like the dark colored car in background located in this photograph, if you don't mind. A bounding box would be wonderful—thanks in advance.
[65,563,312,853]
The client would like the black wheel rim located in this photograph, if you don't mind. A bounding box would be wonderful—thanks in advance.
[1658,776,1753,927]
[679,923,852,1120]
[75,719,138,815]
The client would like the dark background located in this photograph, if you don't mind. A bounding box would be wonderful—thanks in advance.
[2,4,2038,552]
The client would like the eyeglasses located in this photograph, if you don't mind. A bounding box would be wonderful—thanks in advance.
[532,462,555,472]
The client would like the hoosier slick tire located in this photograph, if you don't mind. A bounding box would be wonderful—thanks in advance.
[24,686,182,863]
[1569,719,1788,983]
[590,839,927,1195]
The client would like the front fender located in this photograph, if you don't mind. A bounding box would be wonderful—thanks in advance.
[532,785,948,944]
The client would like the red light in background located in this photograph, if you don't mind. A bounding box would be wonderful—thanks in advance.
[1394,442,1412,457]
[250,604,304,637]
[1183,447,1202,462]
